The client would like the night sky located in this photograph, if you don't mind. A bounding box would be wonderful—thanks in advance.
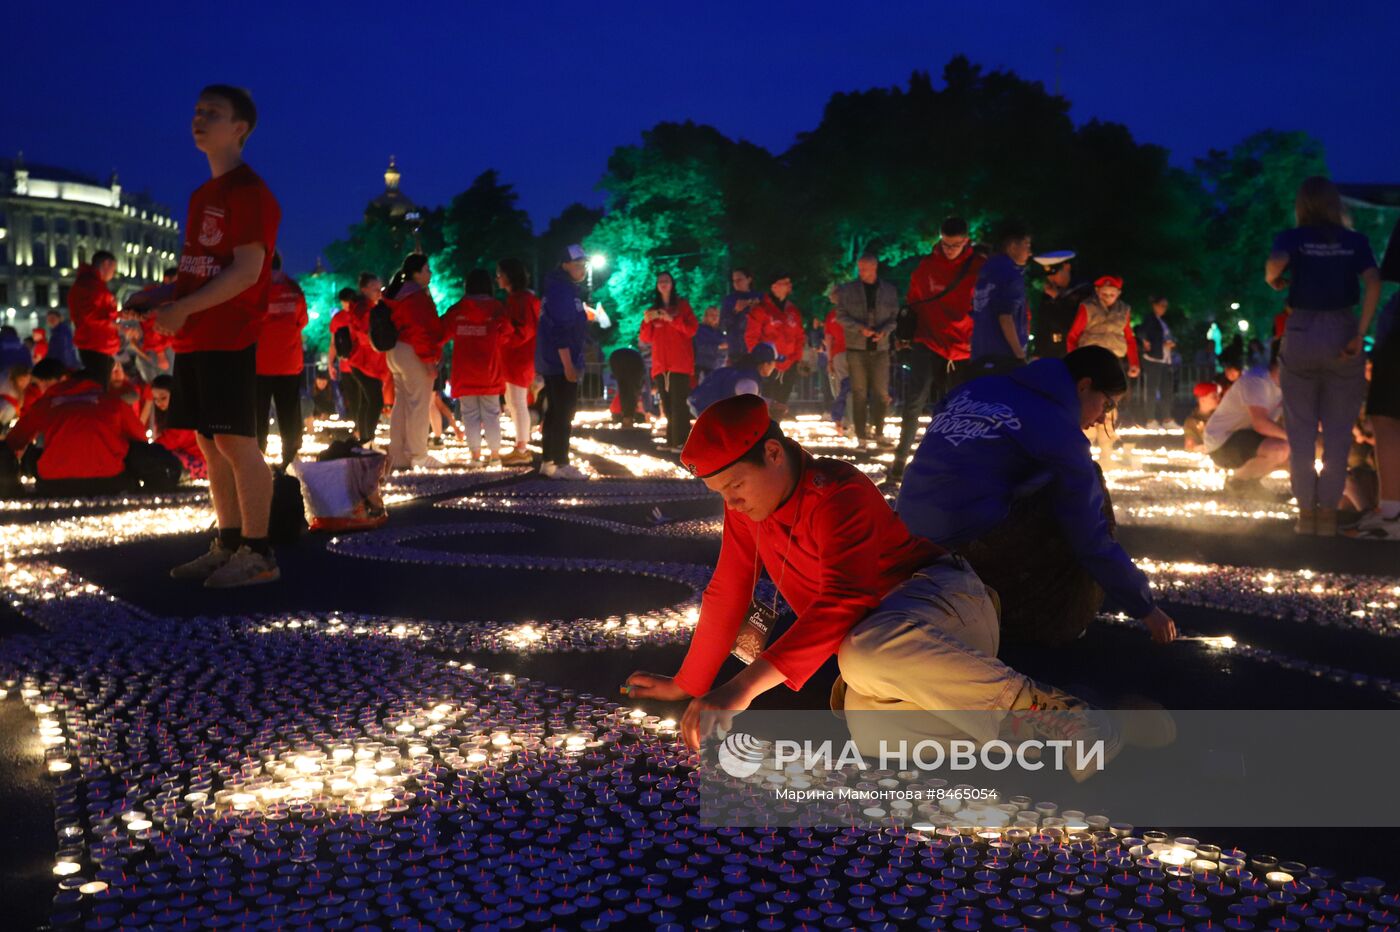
[7,0,1395,273]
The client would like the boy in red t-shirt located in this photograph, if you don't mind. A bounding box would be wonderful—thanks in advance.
[154,84,282,588]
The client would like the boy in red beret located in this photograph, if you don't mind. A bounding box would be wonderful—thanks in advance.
[625,394,1122,778]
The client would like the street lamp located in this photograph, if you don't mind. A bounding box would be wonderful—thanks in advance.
[1238,320,1250,333]
[1229,302,1241,311]
[586,253,606,290]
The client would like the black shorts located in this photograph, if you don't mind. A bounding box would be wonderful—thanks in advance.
[1369,328,1400,419]
[168,346,258,438]
[1210,428,1265,469]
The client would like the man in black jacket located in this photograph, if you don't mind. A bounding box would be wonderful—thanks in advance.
[1032,253,1089,360]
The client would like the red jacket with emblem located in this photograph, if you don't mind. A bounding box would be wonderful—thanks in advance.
[5,376,147,480]
[256,271,309,376]
[906,245,985,360]
[638,299,699,376]
[744,296,805,373]
[69,264,121,355]
[500,290,540,386]
[345,298,389,380]
[673,449,944,694]
[442,296,507,396]
[385,283,444,365]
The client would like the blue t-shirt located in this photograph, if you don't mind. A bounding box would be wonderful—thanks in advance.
[1271,225,1377,311]
[970,253,1029,360]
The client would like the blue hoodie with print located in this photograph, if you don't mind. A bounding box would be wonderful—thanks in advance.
[895,357,1153,618]
[535,267,587,378]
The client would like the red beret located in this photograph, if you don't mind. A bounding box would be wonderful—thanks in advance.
[1094,275,1123,289]
[681,393,773,478]
[1193,381,1220,400]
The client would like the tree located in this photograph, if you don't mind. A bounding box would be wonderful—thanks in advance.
[1196,130,1328,334]
[439,170,534,289]
[586,122,744,345]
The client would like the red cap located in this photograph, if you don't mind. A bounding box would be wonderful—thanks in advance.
[1094,275,1123,289]
[1193,381,1220,400]
[681,393,773,479]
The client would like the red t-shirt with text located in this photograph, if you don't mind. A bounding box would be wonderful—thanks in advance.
[173,164,281,354]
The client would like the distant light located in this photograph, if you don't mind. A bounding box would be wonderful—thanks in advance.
[588,254,607,271]
[1238,320,1250,332]
[308,311,320,321]
[1229,302,1241,311]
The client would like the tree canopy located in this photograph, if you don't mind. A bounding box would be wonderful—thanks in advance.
[302,55,1376,357]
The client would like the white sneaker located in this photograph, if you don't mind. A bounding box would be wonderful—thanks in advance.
[550,464,588,480]
[1355,511,1400,541]
[1163,419,1181,430]
[539,462,558,478]
[410,454,448,470]
[1145,420,1162,430]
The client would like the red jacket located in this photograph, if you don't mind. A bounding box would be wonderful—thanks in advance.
[347,297,389,381]
[443,296,507,396]
[31,329,49,361]
[823,309,846,356]
[157,425,204,462]
[500,290,541,386]
[673,449,944,695]
[638,299,699,376]
[256,271,309,376]
[5,376,147,480]
[906,246,985,360]
[69,264,121,355]
[744,296,805,373]
[385,284,444,364]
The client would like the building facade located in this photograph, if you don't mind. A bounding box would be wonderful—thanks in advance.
[1,154,180,335]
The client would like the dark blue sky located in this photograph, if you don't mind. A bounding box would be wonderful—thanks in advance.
[6,0,1395,273]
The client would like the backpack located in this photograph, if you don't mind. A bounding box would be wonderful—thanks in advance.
[369,301,398,351]
[333,325,354,359]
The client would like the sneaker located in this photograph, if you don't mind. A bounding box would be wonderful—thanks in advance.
[1163,419,1181,430]
[1145,420,1162,430]
[410,454,448,470]
[500,449,533,466]
[538,462,558,478]
[203,546,281,589]
[550,463,589,480]
[1355,511,1400,541]
[170,539,235,581]
[1007,679,1122,783]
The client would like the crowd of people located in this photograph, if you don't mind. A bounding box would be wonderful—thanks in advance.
[0,84,1396,606]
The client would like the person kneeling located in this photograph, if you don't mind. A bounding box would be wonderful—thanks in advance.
[625,394,1121,779]
[1202,346,1290,501]
[897,346,1178,647]
[5,368,181,496]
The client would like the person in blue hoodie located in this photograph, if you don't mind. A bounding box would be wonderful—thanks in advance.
[535,245,590,479]
[897,345,1178,646]
[719,268,761,364]
[687,342,779,416]
[44,309,83,373]
[966,219,1033,382]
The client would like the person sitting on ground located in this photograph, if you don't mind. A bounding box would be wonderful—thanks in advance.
[1203,344,1289,497]
[624,393,1127,776]
[896,346,1179,647]
[5,368,182,496]
[1183,382,1221,452]
[686,343,780,417]
[0,363,33,434]
[148,374,207,480]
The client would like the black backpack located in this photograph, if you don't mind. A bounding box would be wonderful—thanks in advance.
[333,324,354,359]
[369,300,398,351]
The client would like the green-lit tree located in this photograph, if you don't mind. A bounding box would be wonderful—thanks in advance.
[298,263,353,357]
[1196,130,1328,334]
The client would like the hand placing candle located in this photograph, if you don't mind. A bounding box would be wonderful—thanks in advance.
[622,672,690,701]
